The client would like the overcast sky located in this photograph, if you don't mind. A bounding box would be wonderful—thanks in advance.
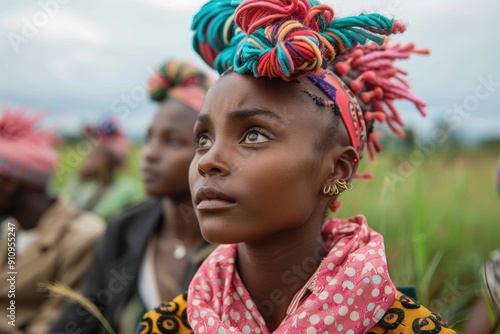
[1,0,499,143]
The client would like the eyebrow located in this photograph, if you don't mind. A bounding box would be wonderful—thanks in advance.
[228,109,284,123]
[147,126,184,135]
[196,108,285,125]
[196,113,211,124]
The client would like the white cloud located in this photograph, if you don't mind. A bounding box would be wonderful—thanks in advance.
[1,8,107,45]
[72,48,97,63]
[37,10,107,45]
[137,0,209,12]
[49,58,70,73]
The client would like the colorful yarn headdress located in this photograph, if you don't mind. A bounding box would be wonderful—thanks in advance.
[192,0,405,80]
[191,0,427,163]
[0,105,59,187]
[84,116,130,164]
[148,60,212,113]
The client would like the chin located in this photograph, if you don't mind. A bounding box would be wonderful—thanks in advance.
[199,216,257,245]
[201,229,233,244]
[200,221,237,245]
[145,188,164,198]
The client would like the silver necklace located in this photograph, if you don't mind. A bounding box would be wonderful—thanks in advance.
[172,239,187,260]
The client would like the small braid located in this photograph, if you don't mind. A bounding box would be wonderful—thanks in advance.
[331,40,429,161]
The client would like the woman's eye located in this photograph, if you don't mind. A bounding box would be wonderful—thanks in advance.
[197,135,213,148]
[243,131,269,144]
[167,138,182,145]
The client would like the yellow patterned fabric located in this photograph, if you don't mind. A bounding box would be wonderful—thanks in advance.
[137,291,455,334]
[137,293,192,334]
[368,292,455,333]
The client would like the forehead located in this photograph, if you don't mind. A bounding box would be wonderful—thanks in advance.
[202,73,331,124]
[153,100,197,127]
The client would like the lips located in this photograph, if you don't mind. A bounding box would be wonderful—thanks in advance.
[195,186,236,211]
[141,167,162,182]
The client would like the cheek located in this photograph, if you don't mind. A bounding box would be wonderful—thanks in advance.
[161,149,194,181]
[189,155,200,190]
[242,152,323,214]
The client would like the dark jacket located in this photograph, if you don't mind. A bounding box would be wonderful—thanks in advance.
[49,198,213,334]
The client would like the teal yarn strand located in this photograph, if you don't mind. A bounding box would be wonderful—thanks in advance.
[328,14,393,30]
[323,14,395,50]
[215,32,245,74]
[233,34,266,75]
[191,1,236,51]
[191,0,243,73]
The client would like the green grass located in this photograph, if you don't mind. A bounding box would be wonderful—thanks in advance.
[339,148,500,329]
[55,145,500,331]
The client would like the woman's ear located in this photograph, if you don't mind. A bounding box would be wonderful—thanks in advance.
[328,145,359,183]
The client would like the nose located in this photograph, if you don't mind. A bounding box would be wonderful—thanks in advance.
[141,139,161,163]
[197,141,230,177]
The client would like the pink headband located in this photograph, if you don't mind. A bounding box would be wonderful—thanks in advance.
[309,71,367,157]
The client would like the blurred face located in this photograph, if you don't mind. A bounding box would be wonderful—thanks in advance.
[140,100,198,198]
[190,73,337,244]
[79,147,111,178]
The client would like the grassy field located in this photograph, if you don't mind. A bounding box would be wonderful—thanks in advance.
[338,147,500,328]
[55,144,500,331]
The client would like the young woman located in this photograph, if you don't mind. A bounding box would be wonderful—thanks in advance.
[50,61,215,334]
[61,117,141,220]
[0,106,104,334]
[137,1,455,333]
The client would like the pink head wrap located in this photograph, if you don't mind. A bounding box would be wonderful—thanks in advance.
[148,60,212,112]
[0,105,58,186]
[84,117,130,164]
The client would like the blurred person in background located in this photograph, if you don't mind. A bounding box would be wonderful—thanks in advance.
[61,116,142,220]
[463,249,500,334]
[0,106,105,334]
[50,60,215,334]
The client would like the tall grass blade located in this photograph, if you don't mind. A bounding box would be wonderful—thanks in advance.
[38,282,116,334]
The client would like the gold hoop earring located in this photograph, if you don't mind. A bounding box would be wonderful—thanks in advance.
[322,184,332,196]
[323,185,330,196]
[322,184,339,196]
[337,179,353,191]
[331,183,339,195]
